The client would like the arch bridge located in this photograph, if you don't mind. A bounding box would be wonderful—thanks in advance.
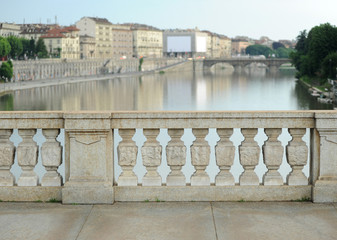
[203,58,291,70]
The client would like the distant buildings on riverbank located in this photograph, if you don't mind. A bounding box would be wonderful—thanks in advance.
[0,17,295,60]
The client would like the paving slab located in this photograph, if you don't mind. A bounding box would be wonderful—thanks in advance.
[0,203,92,240]
[77,202,216,240]
[212,202,337,240]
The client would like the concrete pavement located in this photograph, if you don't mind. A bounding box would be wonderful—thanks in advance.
[1,202,337,240]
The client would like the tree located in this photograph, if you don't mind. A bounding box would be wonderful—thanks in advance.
[272,42,285,50]
[0,37,11,58]
[7,36,23,59]
[35,38,48,58]
[0,61,13,82]
[245,45,274,58]
[275,47,294,58]
[321,52,337,79]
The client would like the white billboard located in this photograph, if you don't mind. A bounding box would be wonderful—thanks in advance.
[196,36,207,53]
[167,36,191,52]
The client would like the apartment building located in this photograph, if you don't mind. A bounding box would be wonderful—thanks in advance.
[0,23,21,37]
[111,24,133,59]
[40,26,80,59]
[76,17,113,59]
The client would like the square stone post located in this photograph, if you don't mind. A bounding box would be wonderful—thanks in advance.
[313,112,337,202]
[62,113,113,204]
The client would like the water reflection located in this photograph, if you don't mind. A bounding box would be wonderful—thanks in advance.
[0,68,333,111]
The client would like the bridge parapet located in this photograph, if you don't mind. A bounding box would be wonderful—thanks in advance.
[0,111,336,203]
[203,58,291,69]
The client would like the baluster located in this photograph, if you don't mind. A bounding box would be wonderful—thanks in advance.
[191,129,210,186]
[166,129,186,186]
[215,129,235,186]
[17,129,38,186]
[262,128,283,185]
[239,128,259,185]
[41,129,62,186]
[117,129,138,186]
[286,128,308,185]
[0,130,15,186]
[141,129,162,186]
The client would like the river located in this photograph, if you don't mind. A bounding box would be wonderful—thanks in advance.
[0,67,333,111]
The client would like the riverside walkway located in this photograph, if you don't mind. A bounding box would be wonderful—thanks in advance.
[1,201,337,240]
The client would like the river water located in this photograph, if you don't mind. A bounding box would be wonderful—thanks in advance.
[0,67,333,111]
[0,67,333,184]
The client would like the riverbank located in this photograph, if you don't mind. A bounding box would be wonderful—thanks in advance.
[298,78,334,104]
[0,60,190,96]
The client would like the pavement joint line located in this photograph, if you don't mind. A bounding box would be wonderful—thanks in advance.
[75,205,94,240]
[210,202,219,240]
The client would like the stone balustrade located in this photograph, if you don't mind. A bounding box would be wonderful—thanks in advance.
[0,111,337,204]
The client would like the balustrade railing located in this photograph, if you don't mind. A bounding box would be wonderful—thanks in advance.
[0,111,337,203]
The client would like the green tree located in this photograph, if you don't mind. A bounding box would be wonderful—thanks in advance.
[35,38,48,58]
[29,38,35,57]
[275,47,294,58]
[321,52,337,79]
[245,45,274,58]
[7,36,23,59]
[0,37,11,58]
[0,61,13,82]
[272,42,285,50]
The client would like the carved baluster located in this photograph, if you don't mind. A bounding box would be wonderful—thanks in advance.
[117,129,138,186]
[141,129,162,186]
[166,129,186,186]
[191,129,210,186]
[286,128,308,185]
[262,128,284,185]
[0,130,15,186]
[215,129,235,186]
[41,129,62,186]
[239,128,259,185]
[17,129,39,186]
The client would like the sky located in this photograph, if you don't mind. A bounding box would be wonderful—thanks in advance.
[1,0,337,40]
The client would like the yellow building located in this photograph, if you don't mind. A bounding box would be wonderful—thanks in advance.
[127,24,163,58]
[41,26,80,59]
[76,17,113,59]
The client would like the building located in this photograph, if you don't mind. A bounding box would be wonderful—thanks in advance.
[40,26,80,59]
[76,17,113,59]
[202,31,232,58]
[111,24,133,59]
[231,38,253,55]
[163,28,207,58]
[0,23,21,37]
[125,23,163,58]
[79,35,96,59]
[19,24,59,41]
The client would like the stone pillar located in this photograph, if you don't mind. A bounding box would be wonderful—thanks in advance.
[215,129,235,186]
[62,113,113,204]
[17,129,39,186]
[117,129,138,186]
[166,129,186,186]
[314,112,337,202]
[0,130,15,186]
[41,129,62,186]
[286,128,308,185]
[263,128,284,185]
[239,128,259,185]
[141,129,162,186]
[191,129,210,186]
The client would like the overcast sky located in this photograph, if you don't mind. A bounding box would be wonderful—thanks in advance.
[2,0,337,40]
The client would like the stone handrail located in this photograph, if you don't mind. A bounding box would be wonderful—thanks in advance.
[0,111,336,204]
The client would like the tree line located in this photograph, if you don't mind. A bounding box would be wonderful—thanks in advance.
[0,36,48,60]
[290,23,337,85]
[245,42,294,58]
[0,36,49,82]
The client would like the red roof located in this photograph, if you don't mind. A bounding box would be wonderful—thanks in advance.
[40,26,79,38]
